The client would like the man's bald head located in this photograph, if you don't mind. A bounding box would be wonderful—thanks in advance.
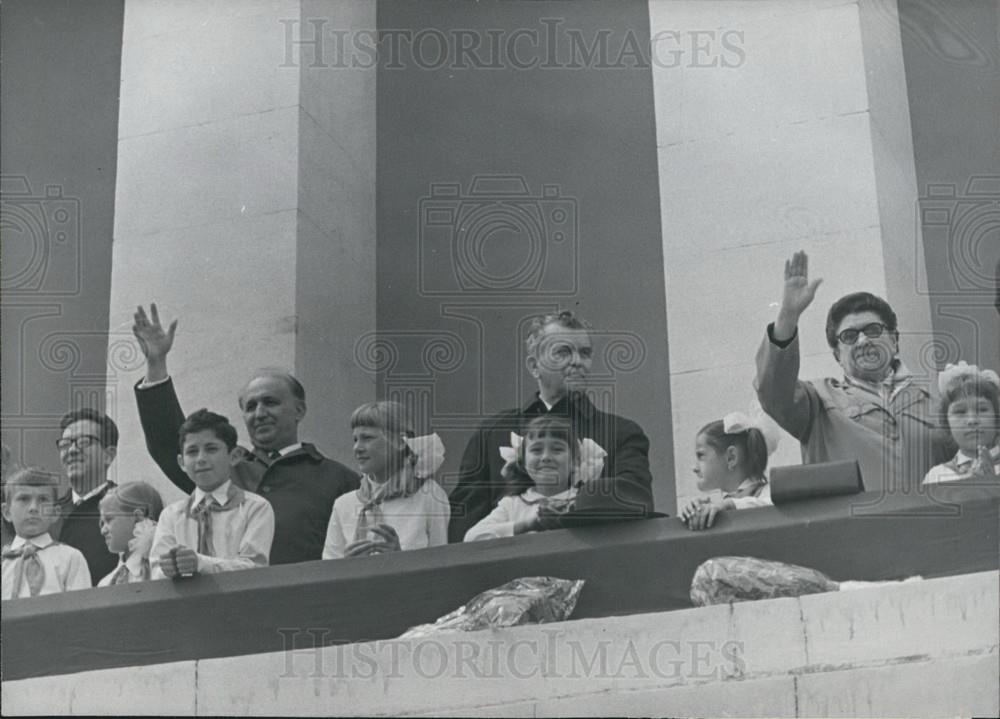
[237,369,307,451]
[238,368,305,409]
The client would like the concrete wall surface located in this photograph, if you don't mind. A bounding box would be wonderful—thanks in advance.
[3,570,996,717]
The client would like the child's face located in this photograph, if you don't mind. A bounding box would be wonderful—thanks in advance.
[178,430,236,492]
[352,426,404,481]
[947,394,1000,454]
[2,485,56,540]
[693,434,730,491]
[524,434,573,495]
[99,508,137,555]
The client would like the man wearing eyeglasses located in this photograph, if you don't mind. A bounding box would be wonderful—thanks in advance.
[53,409,121,584]
[756,251,949,494]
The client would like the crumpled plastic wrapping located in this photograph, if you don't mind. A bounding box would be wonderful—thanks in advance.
[400,576,585,638]
[691,557,838,605]
[690,557,923,606]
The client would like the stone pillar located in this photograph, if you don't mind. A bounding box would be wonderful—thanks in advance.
[109,0,376,501]
[648,0,932,504]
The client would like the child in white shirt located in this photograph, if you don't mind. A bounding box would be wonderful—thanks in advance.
[680,412,779,531]
[323,401,449,559]
[97,481,164,586]
[151,409,274,578]
[923,362,999,485]
[2,468,91,599]
[465,415,588,541]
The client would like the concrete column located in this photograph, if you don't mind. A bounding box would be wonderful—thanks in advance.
[648,0,932,504]
[109,0,376,501]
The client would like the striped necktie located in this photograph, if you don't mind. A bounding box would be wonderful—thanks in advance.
[188,487,245,555]
[191,496,222,555]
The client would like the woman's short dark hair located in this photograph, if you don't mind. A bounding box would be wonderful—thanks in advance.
[937,376,1000,438]
[824,292,898,349]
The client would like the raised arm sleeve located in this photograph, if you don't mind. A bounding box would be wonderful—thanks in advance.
[754,323,820,443]
[134,377,195,494]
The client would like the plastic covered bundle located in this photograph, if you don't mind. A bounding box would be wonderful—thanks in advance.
[400,576,585,638]
[690,556,838,606]
[690,556,922,606]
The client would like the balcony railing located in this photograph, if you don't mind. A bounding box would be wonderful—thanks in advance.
[3,481,998,682]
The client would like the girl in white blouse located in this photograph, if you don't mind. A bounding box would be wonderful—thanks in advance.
[323,401,449,559]
[680,411,779,531]
[97,481,163,586]
[464,415,586,542]
[923,362,999,485]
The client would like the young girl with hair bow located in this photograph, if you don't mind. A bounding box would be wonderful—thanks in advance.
[923,362,1000,485]
[323,401,450,559]
[681,409,781,531]
[463,415,608,541]
[97,481,164,586]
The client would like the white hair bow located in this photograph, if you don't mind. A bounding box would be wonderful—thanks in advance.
[938,361,1000,395]
[403,433,446,478]
[723,403,781,456]
[125,518,158,575]
[498,432,523,466]
[576,438,608,484]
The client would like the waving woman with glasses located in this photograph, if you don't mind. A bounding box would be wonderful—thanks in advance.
[754,251,950,494]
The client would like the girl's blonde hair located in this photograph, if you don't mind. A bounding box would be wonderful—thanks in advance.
[350,401,423,484]
[99,481,164,521]
[938,372,1000,439]
[350,401,415,438]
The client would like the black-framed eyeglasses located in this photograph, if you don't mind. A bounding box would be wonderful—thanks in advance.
[836,322,889,345]
[56,435,101,452]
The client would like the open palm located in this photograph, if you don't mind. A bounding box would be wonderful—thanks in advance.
[132,303,177,361]
[782,251,823,318]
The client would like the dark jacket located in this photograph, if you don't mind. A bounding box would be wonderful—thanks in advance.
[57,486,118,586]
[755,324,949,494]
[134,378,359,565]
[448,391,654,543]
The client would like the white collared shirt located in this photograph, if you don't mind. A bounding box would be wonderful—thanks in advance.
[192,480,233,508]
[323,480,450,559]
[923,445,1000,485]
[72,481,110,506]
[276,443,302,457]
[724,479,772,510]
[2,533,92,599]
[97,555,145,587]
[464,487,578,542]
[150,481,275,578]
[843,360,914,406]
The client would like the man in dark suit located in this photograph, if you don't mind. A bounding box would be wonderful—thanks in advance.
[131,304,359,565]
[448,310,655,543]
[55,408,120,585]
